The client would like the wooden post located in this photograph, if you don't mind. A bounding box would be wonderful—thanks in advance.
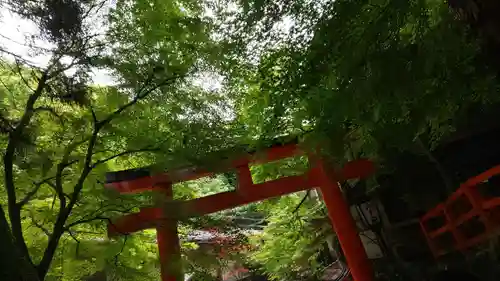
[156,182,182,281]
[312,159,373,281]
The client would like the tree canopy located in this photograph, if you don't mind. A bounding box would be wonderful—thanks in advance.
[1,0,500,280]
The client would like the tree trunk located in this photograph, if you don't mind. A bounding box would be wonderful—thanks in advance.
[0,205,39,281]
[36,211,68,280]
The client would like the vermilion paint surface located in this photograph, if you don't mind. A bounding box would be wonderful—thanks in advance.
[106,143,375,281]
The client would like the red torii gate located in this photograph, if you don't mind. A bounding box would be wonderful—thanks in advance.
[105,142,375,281]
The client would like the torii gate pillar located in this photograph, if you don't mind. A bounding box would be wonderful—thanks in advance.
[312,159,373,281]
[106,143,375,281]
[156,182,182,281]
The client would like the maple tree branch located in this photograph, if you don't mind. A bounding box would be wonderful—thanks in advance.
[82,0,107,21]
[17,175,58,207]
[114,236,129,266]
[65,203,137,230]
[91,147,160,169]
[66,230,81,257]
[0,77,15,103]
[293,191,310,213]
[3,70,49,267]
[90,105,98,124]
[98,75,182,128]
[38,75,181,276]
[45,181,71,201]
[51,138,88,209]
[34,106,64,126]
[0,45,39,68]
[14,59,35,91]
[65,216,110,229]
[29,214,51,237]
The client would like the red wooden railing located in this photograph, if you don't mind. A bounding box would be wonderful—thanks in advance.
[420,165,500,257]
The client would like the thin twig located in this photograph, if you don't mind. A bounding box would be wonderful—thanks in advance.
[293,190,310,213]
[14,59,35,91]
[17,175,58,207]
[0,75,17,102]
[53,138,88,208]
[34,106,65,126]
[0,45,40,67]
[29,213,51,236]
[65,203,137,230]
[65,215,110,229]
[114,236,129,266]
[91,147,160,169]
[47,56,81,79]
[51,193,57,210]
[82,0,107,20]
[90,105,98,124]
[67,230,81,257]
[98,75,182,127]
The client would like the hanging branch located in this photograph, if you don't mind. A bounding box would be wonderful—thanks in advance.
[3,70,49,268]
[97,74,181,128]
[293,191,310,213]
[33,106,65,126]
[64,202,137,230]
[14,59,36,91]
[64,215,111,230]
[17,175,59,207]
[66,230,81,257]
[37,75,183,278]
[28,212,51,237]
[114,236,129,266]
[91,147,160,169]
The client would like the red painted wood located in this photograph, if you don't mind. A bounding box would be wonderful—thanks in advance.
[157,223,181,281]
[106,147,377,281]
[105,171,208,193]
[156,183,182,281]
[105,143,301,194]
[236,164,253,190]
[443,208,465,249]
[419,220,438,257]
[483,197,500,209]
[420,164,500,257]
[421,203,445,221]
[109,174,315,236]
[462,165,500,188]
[106,176,156,193]
[108,207,159,237]
[340,158,375,180]
[429,225,450,239]
[312,159,374,281]
[184,174,314,217]
[108,159,376,236]
[253,142,302,163]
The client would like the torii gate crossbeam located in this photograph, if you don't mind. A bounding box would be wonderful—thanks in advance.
[105,142,375,281]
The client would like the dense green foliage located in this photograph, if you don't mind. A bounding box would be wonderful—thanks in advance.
[1,0,500,280]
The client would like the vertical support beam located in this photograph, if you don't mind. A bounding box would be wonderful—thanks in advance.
[237,164,253,190]
[443,208,465,251]
[312,159,373,281]
[156,182,182,281]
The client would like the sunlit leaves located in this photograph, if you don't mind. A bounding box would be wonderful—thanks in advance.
[248,191,331,281]
[4,0,500,280]
[226,0,500,166]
